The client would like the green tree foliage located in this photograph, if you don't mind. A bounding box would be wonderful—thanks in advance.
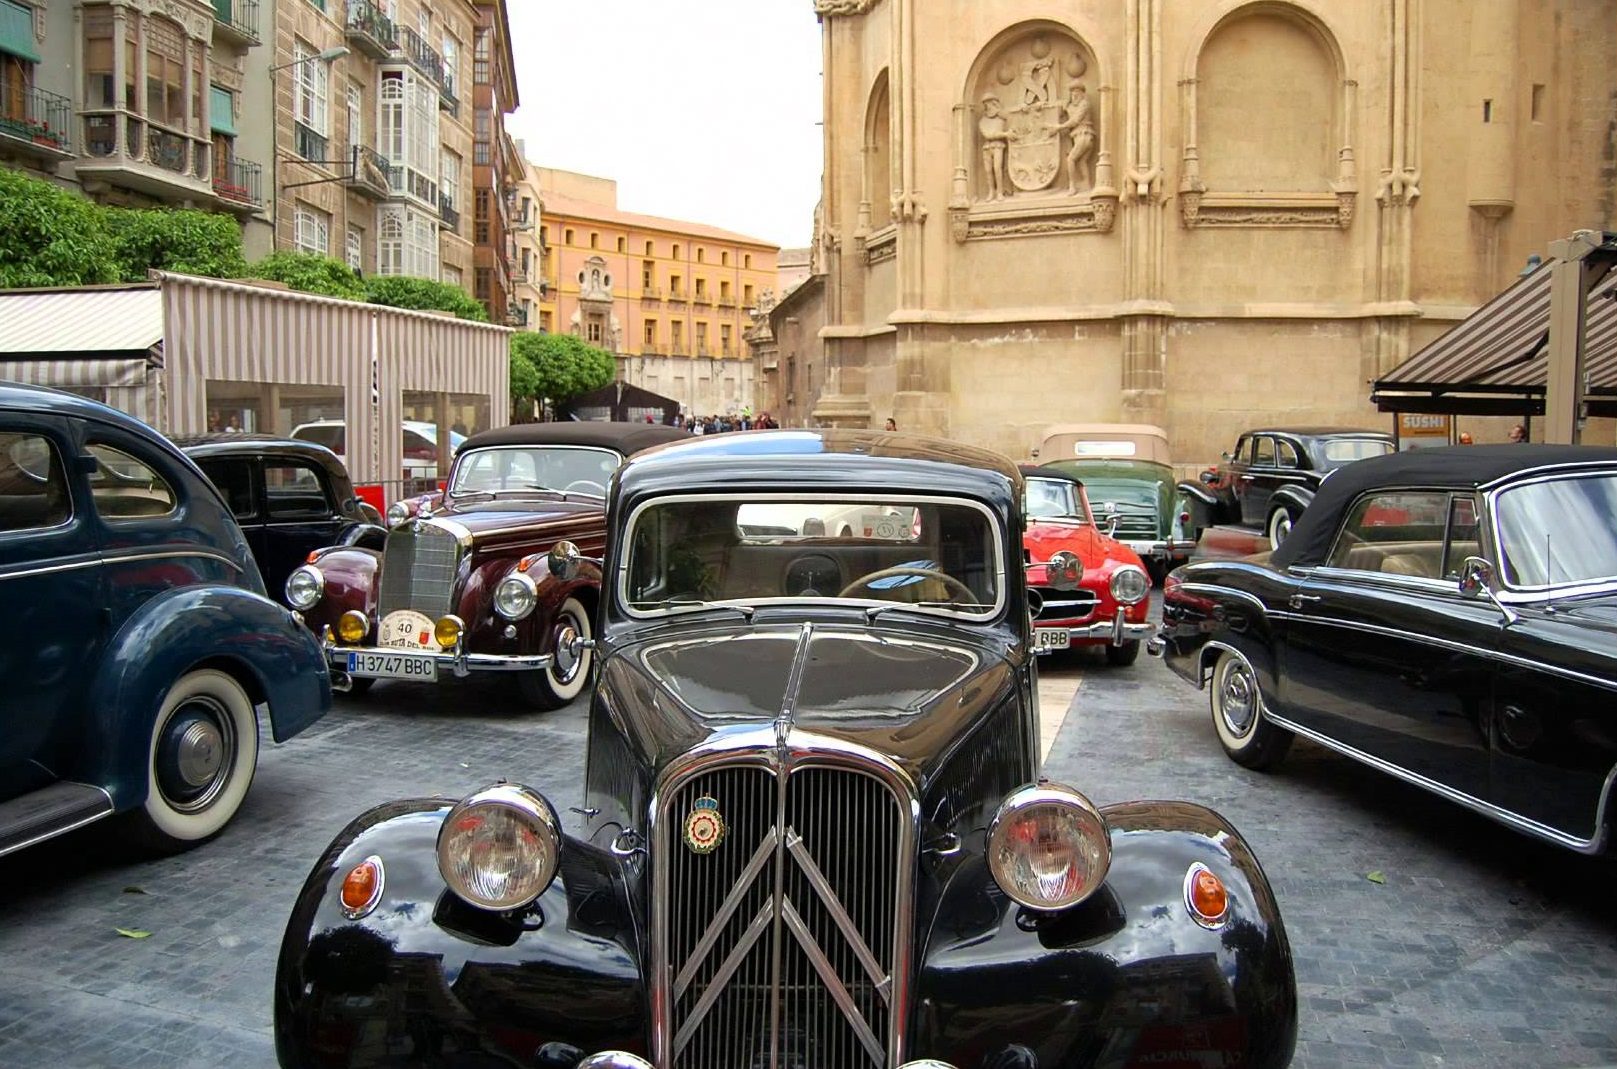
[363,275,489,321]
[509,346,540,403]
[104,206,248,282]
[0,166,119,287]
[508,332,616,405]
[244,251,367,301]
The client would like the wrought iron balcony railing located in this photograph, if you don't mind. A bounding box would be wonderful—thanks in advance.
[347,143,391,198]
[210,0,260,44]
[439,193,461,231]
[0,84,73,154]
[344,0,397,58]
[213,155,263,208]
[397,27,445,88]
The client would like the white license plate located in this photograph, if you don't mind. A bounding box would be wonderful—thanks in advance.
[1034,628,1071,653]
[347,651,438,682]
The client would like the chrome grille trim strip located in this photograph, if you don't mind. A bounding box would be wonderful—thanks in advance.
[780,896,886,1066]
[672,828,779,999]
[784,830,889,999]
[672,902,774,1057]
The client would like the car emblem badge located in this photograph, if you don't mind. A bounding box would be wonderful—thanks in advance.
[683,796,725,854]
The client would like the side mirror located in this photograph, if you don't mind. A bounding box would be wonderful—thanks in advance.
[1458,556,1493,596]
[1102,503,1120,537]
[1199,469,1218,486]
[548,540,584,581]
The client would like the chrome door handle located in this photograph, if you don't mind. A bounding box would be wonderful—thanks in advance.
[1288,594,1322,608]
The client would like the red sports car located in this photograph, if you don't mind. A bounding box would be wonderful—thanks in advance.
[1022,465,1154,665]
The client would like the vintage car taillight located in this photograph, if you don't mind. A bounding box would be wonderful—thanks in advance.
[988,784,1111,910]
[437,784,561,911]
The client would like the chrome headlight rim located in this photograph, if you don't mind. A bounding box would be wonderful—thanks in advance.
[386,500,411,527]
[1109,563,1150,605]
[285,564,325,611]
[987,782,1111,911]
[436,783,562,912]
[494,572,539,621]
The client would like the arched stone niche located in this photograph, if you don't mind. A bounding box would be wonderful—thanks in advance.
[1179,1,1357,229]
[858,70,896,264]
[949,21,1116,243]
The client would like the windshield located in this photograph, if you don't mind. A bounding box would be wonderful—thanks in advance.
[1024,477,1087,521]
[1495,475,1617,588]
[1081,479,1160,509]
[622,495,1003,618]
[450,445,620,497]
[1319,438,1395,467]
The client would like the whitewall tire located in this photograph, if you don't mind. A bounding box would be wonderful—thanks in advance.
[1209,650,1293,770]
[132,669,259,852]
[518,597,594,711]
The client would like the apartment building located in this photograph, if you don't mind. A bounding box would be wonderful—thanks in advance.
[529,166,779,418]
[2,0,275,255]
[508,148,544,329]
[468,0,516,324]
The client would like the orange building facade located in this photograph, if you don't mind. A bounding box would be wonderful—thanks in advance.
[531,167,779,418]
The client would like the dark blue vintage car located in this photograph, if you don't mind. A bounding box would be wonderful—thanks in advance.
[274,430,1296,1069]
[0,383,331,857]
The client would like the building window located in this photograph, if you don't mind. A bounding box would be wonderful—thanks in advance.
[474,188,490,243]
[294,205,331,256]
[377,205,439,279]
[616,236,626,253]
[474,106,490,165]
[720,281,731,301]
[644,240,654,256]
[644,320,657,347]
[744,254,752,269]
[564,228,574,245]
[83,10,114,109]
[539,310,552,332]
[670,274,682,296]
[589,232,599,249]
[441,148,460,213]
[380,69,439,207]
[441,35,457,96]
[721,251,730,266]
[475,267,491,300]
[642,261,654,288]
[671,321,684,351]
[345,226,363,270]
[146,18,186,128]
[473,28,490,85]
[293,39,329,137]
[672,244,681,260]
[346,83,363,151]
[695,278,707,298]
[587,321,602,344]
[444,264,463,288]
[744,284,754,306]
[696,321,709,354]
[696,247,705,263]
[721,324,732,355]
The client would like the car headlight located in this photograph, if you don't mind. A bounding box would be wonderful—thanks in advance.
[1109,564,1150,605]
[437,783,561,911]
[285,565,324,610]
[988,783,1111,910]
[386,500,411,526]
[494,573,538,621]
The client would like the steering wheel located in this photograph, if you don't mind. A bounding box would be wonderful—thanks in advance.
[563,479,607,497]
[838,566,976,603]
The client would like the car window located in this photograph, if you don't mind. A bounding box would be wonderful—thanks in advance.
[624,495,1002,619]
[1252,437,1276,466]
[295,425,345,453]
[1276,440,1300,469]
[450,446,619,496]
[1442,495,1482,579]
[197,458,256,520]
[1024,477,1079,520]
[0,431,71,532]
[266,461,334,520]
[1319,438,1395,467]
[1232,436,1249,462]
[86,443,177,520]
[1495,474,1617,588]
[1326,491,1450,579]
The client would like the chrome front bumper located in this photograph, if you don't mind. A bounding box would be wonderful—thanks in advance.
[1125,538,1198,560]
[322,635,553,682]
[1037,613,1154,647]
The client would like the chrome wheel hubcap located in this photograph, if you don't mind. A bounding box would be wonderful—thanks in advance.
[156,698,235,812]
[553,622,582,682]
[1220,666,1257,736]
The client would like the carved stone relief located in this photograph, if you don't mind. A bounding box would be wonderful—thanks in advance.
[812,0,877,16]
[972,31,1099,202]
[577,256,614,303]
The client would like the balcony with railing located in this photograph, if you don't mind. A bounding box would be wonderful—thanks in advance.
[77,111,213,200]
[439,71,458,115]
[718,293,737,308]
[439,193,461,231]
[344,0,397,59]
[346,144,391,199]
[293,122,326,163]
[693,289,712,306]
[640,286,662,302]
[212,155,263,211]
[210,0,260,46]
[397,27,445,89]
[667,290,688,305]
[0,84,73,160]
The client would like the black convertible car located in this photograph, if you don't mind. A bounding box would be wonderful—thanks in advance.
[1154,444,1617,855]
[274,430,1297,1069]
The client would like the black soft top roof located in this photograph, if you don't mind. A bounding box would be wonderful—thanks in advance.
[461,421,689,455]
[1271,444,1617,569]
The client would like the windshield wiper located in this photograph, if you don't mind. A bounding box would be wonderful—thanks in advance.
[642,596,755,621]
[865,600,989,622]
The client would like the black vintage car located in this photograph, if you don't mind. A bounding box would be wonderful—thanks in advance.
[1180,426,1395,549]
[274,430,1297,1069]
[1153,444,1617,855]
[178,434,386,600]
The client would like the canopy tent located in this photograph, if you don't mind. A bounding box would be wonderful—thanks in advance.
[1371,250,1617,417]
[558,380,682,426]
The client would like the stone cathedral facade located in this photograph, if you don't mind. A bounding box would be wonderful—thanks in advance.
[800,0,1616,464]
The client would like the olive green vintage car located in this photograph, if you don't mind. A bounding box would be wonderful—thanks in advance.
[1033,423,1196,579]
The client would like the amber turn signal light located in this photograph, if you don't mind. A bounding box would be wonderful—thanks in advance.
[339,856,385,919]
[435,615,465,649]
[1184,863,1229,928]
[337,610,369,644]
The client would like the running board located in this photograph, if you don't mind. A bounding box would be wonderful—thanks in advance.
[0,781,116,857]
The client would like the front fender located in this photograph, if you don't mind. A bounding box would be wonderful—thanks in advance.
[83,585,331,809]
[911,801,1296,1069]
[275,800,648,1069]
[1270,485,1315,514]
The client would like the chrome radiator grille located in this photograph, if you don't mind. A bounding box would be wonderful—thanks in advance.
[377,523,460,619]
[661,761,907,1069]
[1036,589,1099,622]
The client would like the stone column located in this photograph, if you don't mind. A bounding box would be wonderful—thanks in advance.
[1369,0,1423,383]
[1120,0,1167,428]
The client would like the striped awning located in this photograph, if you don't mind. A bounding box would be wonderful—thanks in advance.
[1373,257,1617,414]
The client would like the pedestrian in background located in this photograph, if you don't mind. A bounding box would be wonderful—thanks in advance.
[1508,423,1527,443]
[1457,432,1474,445]
[885,417,898,431]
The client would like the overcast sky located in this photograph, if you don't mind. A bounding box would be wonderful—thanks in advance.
[505,1,825,251]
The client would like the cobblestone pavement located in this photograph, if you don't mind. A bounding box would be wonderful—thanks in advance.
[1,653,1615,1068]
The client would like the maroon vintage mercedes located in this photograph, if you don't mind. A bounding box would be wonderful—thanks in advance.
[282,421,688,709]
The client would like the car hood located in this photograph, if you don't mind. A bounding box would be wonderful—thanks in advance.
[431,500,604,537]
[1024,518,1118,564]
[596,622,1018,789]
